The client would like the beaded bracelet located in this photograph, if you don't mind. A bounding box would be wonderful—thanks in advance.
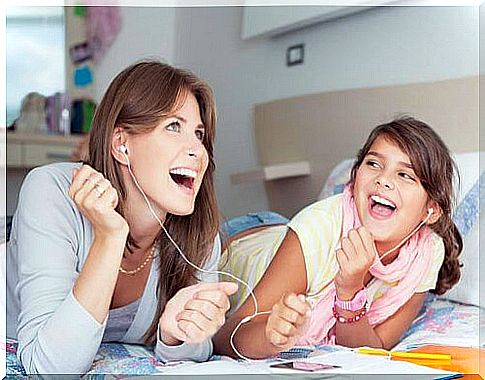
[332,303,367,324]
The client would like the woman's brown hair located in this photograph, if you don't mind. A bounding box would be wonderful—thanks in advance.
[87,60,219,344]
[349,117,463,295]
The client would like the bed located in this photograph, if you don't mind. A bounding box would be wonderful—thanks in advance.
[6,152,483,376]
[5,297,482,377]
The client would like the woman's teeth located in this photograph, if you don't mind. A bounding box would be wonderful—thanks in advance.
[169,168,196,190]
[169,168,197,178]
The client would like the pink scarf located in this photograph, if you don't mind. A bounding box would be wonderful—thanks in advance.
[297,185,435,346]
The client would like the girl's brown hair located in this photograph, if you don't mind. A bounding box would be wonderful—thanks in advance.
[349,117,463,295]
[87,60,219,344]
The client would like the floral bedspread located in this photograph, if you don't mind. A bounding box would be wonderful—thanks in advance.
[6,297,482,377]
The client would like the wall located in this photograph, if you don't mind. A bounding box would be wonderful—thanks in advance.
[171,5,478,217]
[95,6,176,101]
[92,5,478,218]
[255,76,478,217]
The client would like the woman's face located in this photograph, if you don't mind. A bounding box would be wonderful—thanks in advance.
[352,136,431,254]
[125,91,209,218]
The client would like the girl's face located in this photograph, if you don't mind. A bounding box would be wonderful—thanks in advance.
[125,92,209,219]
[353,135,431,254]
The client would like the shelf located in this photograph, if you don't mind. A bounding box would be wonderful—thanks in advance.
[231,161,310,184]
[7,132,85,145]
[6,132,85,168]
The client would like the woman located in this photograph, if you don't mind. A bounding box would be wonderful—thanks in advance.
[7,60,237,374]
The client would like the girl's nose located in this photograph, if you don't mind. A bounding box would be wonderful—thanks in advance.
[375,175,394,190]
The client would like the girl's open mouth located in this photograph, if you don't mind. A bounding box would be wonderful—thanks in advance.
[369,194,397,219]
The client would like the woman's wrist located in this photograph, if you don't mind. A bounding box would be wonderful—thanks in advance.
[93,229,128,245]
[92,217,129,240]
[91,233,128,260]
[159,326,183,346]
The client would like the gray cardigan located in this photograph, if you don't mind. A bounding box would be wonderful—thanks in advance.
[7,162,221,374]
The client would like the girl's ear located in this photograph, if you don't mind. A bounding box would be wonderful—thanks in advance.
[111,127,128,166]
[426,202,442,225]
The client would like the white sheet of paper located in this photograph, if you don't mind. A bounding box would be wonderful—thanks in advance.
[160,360,271,375]
[160,352,459,378]
[304,350,460,378]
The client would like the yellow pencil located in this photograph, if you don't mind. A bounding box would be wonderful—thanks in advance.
[356,347,452,361]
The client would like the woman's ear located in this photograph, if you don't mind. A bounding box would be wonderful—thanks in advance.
[111,127,128,166]
[426,202,442,225]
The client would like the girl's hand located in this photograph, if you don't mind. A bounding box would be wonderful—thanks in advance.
[69,165,129,238]
[334,226,377,300]
[159,282,238,345]
[265,293,311,351]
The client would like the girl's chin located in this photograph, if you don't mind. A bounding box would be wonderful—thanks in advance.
[360,226,392,247]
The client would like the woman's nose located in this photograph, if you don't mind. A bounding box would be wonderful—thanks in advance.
[186,136,204,158]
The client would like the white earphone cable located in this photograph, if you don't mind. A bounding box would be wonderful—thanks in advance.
[122,149,264,361]
[122,147,434,358]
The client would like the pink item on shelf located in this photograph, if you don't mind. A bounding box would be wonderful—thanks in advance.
[85,5,121,63]
[297,185,435,346]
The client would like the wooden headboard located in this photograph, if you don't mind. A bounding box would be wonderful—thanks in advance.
[254,76,479,217]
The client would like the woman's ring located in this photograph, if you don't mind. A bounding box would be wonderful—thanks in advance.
[94,183,104,197]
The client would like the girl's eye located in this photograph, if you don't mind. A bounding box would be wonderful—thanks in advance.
[365,159,381,169]
[399,172,416,181]
[195,129,205,141]
[166,121,181,132]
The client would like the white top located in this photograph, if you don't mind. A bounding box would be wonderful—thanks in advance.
[7,162,221,374]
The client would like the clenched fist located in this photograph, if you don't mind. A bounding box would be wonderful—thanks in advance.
[159,282,238,345]
[69,164,128,238]
[265,293,311,351]
[334,226,377,300]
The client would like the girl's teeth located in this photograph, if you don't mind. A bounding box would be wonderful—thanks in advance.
[371,195,395,208]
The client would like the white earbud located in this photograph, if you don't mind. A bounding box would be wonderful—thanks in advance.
[118,145,128,154]
[423,207,434,224]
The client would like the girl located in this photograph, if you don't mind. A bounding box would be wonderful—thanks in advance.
[7,61,237,373]
[213,117,462,359]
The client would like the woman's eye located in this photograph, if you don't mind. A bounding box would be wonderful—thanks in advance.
[195,129,205,141]
[166,121,180,132]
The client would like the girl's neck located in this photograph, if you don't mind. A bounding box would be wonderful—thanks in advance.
[375,241,400,265]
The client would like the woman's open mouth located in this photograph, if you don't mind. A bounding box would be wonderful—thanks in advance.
[169,167,197,193]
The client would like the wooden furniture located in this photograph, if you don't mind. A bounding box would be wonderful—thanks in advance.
[7,132,84,168]
[230,161,310,184]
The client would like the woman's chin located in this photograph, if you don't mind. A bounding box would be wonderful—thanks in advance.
[167,203,195,217]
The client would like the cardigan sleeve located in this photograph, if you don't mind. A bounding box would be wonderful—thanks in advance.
[12,166,107,374]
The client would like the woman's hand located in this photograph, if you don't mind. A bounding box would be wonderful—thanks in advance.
[334,226,376,300]
[159,282,238,345]
[69,164,129,239]
[265,293,311,351]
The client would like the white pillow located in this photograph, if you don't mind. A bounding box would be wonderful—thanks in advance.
[444,211,481,306]
[438,151,483,306]
[452,151,484,204]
